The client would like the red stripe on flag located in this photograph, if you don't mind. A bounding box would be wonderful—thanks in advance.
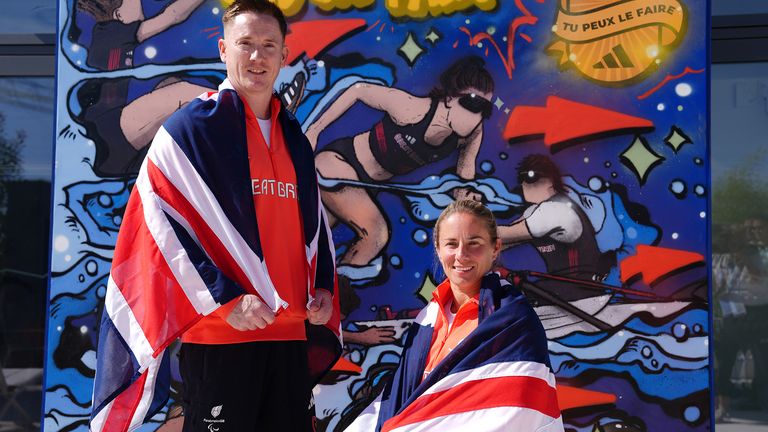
[146,160,264,304]
[102,369,149,432]
[382,375,559,431]
[110,192,201,353]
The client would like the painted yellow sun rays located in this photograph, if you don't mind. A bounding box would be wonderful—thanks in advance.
[220,0,496,18]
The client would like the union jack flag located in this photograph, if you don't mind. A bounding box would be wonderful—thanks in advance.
[89,80,340,432]
[347,273,563,432]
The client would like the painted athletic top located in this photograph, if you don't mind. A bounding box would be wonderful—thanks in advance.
[526,193,613,304]
[368,97,461,175]
[88,20,140,70]
[528,194,603,279]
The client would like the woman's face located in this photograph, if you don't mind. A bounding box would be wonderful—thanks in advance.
[436,212,500,294]
[446,87,493,137]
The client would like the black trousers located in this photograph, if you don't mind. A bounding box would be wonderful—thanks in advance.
[179,340,314,432]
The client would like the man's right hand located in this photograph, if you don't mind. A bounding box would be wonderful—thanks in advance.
[225,294,276,331]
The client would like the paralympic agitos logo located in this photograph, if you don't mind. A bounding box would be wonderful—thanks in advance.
[547,0,688,86]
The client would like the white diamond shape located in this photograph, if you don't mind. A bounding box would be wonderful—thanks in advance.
[425,28,441,45]
[398,32,425,66]
[664,126,692,153]
[621,136,665,185]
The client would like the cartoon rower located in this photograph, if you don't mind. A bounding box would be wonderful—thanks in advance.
[498,154,616,303]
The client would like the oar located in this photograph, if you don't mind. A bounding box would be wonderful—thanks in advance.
[526,270,666,300]
[506,272,612,332]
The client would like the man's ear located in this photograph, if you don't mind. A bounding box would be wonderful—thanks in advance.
[218,38,227,63]
[281,45,289,67]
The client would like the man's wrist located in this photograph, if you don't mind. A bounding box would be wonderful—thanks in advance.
[219,294,245,317]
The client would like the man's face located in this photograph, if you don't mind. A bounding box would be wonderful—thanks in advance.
[218,12,287,103]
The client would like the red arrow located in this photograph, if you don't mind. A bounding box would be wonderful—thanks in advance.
[285,19,366,65]
[504,96,654,149]
[557,385,616,411]
[620,245,704,285]
[329,356,363,375]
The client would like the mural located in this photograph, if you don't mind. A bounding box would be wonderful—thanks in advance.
[46,0,710,430]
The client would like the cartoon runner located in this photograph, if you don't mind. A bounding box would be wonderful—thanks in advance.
[73,0,204,70]
[306,56,494,281]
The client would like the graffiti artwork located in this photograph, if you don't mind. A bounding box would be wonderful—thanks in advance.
[46,0,710,430]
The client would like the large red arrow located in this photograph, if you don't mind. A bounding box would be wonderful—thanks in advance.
[504,96,654,149]
[285,19,366,65]
[620,245,705,285]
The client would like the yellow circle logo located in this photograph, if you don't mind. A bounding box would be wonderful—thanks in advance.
[547,0,687,85]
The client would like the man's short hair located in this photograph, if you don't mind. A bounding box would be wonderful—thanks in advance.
[222,0,288,39]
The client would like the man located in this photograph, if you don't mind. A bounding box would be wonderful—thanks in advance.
[498,154,615,303]
[89,2,340,431]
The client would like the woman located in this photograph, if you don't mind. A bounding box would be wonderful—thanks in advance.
[305,57,494,279]
[345,200,564,431]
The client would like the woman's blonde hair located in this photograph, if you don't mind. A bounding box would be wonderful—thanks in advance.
[433,199,498,248]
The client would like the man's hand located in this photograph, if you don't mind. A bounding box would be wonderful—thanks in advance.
[307,289,333,325]
[225,294,276,331]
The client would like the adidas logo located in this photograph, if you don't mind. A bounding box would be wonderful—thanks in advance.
[593,45,634,69]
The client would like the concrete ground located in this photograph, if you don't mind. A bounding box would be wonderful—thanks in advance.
[717,410,768,431]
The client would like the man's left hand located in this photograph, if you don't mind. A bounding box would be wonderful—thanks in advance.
[307,289,333,325]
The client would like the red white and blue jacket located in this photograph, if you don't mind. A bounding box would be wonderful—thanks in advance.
[89,80,340,432]
[347,273,564,432]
